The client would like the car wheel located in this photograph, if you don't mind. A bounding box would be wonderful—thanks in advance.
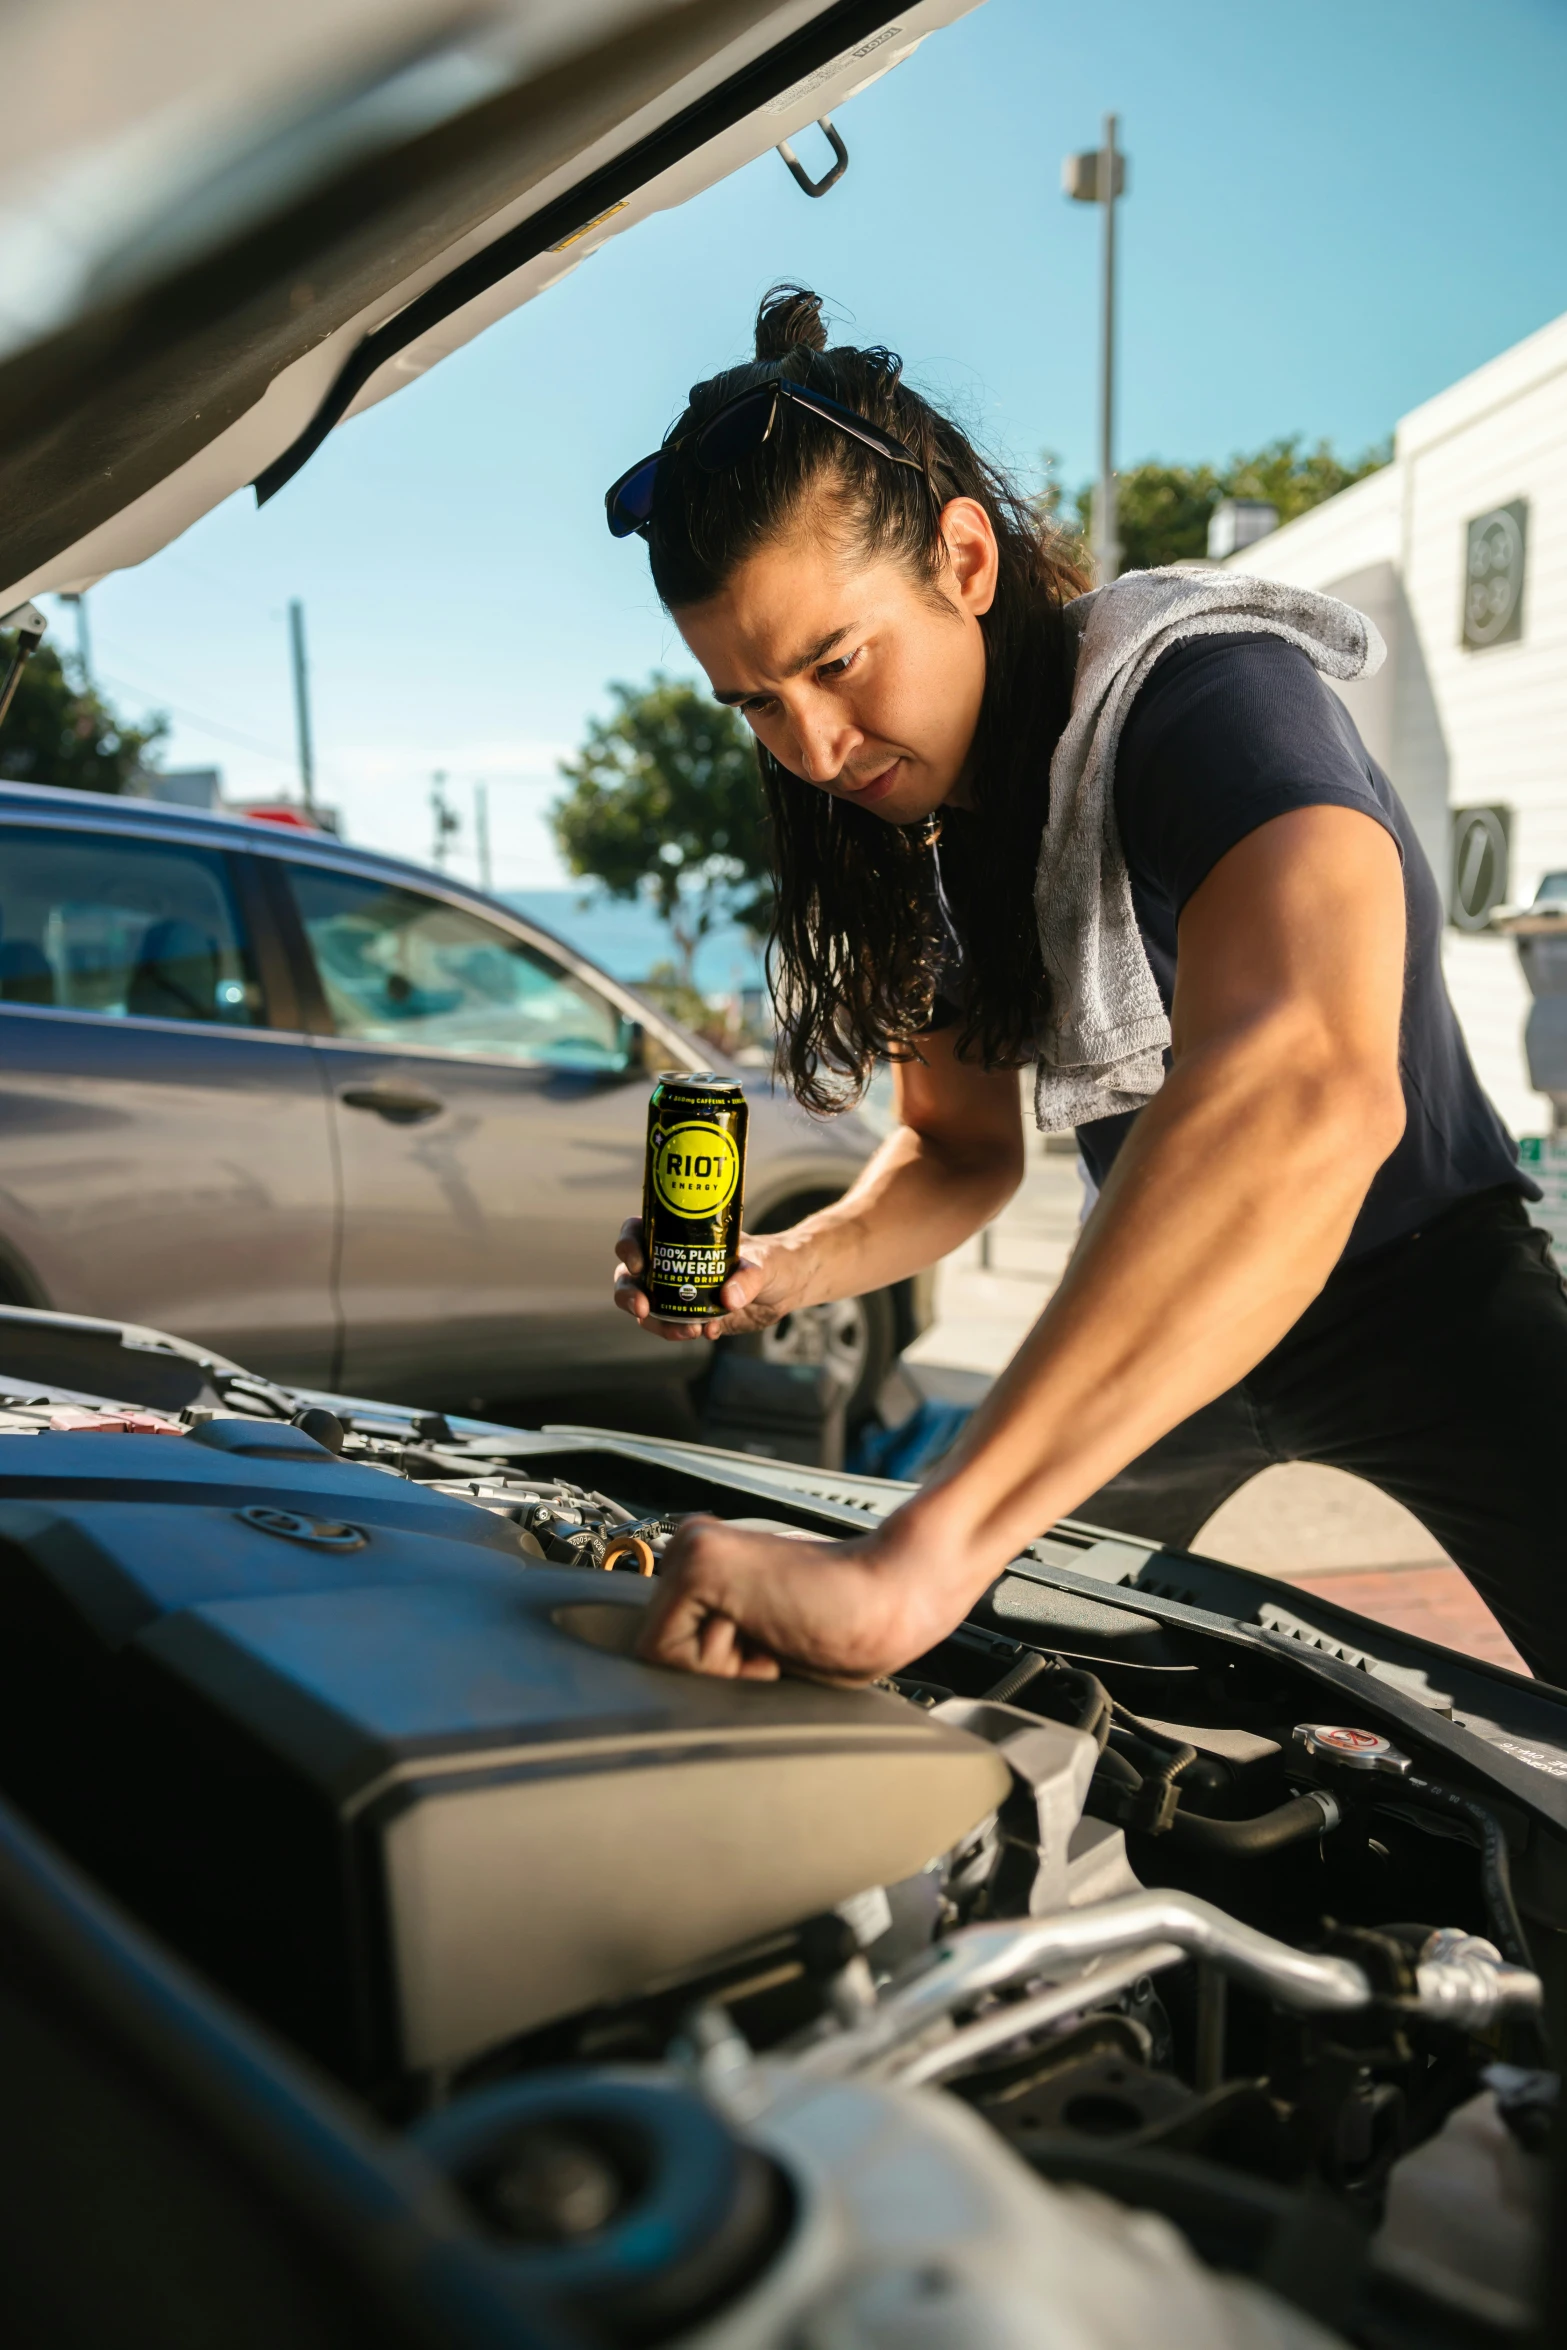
[730,1280,898,1430]
[0,1257,41,1311]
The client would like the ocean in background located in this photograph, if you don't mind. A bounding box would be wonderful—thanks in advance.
[503,889,766,995]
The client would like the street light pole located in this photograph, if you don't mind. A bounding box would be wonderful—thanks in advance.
[1064,115,1128,586]
[1096,113,1121,585]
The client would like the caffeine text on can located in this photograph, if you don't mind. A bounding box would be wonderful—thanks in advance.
[641,1072,748,1321]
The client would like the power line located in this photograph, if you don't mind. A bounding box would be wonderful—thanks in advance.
[158,552,280,616]
[90,636,565,800]
[91,668,298,766]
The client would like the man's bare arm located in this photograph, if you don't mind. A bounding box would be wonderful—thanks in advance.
[907,802,1407,1576]
[637,803,1408,1678]
[613,1023,1025,1341]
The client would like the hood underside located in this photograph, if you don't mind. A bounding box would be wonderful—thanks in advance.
[0,0,980,611]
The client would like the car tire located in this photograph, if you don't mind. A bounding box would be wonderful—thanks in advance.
[0,1255,42,1311]
[740,1281,898,1430]
[721,1193,900,1429]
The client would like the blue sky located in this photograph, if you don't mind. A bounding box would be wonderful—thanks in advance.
[55,0,1567,887]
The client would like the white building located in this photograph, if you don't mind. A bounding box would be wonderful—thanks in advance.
[1224,309,1567,1138]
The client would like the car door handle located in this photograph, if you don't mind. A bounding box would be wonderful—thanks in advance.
[338,1082,445,1125]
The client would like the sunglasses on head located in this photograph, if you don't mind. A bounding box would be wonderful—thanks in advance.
[605,375,924,538]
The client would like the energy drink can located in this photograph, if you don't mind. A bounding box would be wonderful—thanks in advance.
[641,1072,748,1321]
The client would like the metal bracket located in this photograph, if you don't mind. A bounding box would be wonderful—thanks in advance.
[0,602,47,735]
[776,117,849,198]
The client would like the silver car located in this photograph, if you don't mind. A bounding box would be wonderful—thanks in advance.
[0,781,919,1416]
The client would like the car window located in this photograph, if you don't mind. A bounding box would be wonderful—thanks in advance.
[285,865,634,1069]
[0,824,260,1025]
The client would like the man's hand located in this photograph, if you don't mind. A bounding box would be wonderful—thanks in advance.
[634,1514,939,1682]
[610,1030,1026,1349]
[612,1218,816,1344]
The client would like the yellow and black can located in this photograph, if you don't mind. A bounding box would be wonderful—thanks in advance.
[641,1071,749,1320]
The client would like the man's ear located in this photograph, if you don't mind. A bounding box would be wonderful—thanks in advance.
[939,497,1000,619]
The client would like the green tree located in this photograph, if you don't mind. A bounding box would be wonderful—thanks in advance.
[551,675,771,992]
[1044,435,1391,573]
[0,632,167,793]
[1102,460,1225,572]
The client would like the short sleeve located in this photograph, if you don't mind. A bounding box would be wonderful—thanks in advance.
[1113,632,1402,915]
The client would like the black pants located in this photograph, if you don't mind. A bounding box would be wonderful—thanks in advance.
[1077,1188,1567,1686]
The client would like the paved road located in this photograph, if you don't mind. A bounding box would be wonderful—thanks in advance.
[905,1148,1527,1675]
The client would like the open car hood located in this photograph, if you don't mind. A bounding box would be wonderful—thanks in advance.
[0,1300,1560,2343]
[0,0,981,610]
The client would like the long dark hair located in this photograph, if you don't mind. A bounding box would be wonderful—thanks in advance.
[646,286,1087,1114]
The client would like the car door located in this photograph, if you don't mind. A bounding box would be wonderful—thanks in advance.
[0,816,338,1378]
[273,857,655,1406]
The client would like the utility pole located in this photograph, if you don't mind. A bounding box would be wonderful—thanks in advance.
[288,598,317,813]
[474,780,493,893]
[1064,115,1128,585]
[431,770,459,869]
[60,591,92,689]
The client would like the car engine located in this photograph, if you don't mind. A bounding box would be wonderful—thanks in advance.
[0,1306,1558,2348]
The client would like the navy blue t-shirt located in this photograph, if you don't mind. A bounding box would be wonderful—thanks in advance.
[936,632,1531,1260]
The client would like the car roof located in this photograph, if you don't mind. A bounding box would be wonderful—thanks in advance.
[1,1,982,613]
[0,777,558,912]
[0,777,734,1065]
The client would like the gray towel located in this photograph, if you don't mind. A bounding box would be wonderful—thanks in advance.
[1033,566,1387,1132]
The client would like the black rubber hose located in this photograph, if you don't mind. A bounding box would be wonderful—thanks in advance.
[1167,1792,1336,1859]
[1048,1666,1113,1749]
[1109,1724,1195,1782]
[1112,1700,1198,1772]
[979,1653,1112,1749]
[1403,1775,1530,1967]
[982,1651,1051,1706]
[1111,1701,1198,1824]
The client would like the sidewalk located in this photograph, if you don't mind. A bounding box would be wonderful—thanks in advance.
[903,1148,1528,1675]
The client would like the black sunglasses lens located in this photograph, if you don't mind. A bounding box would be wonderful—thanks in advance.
[609,379,920,540]
[786,385,916,465]
[607,455,661,537]
[695,388,776,472]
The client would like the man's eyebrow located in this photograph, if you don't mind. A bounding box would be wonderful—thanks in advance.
[710,623,858,705]
[786,622,856,674]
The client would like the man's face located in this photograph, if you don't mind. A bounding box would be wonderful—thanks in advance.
[674,495,998,825]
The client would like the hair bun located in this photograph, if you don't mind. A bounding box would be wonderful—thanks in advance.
[754,283,828,361]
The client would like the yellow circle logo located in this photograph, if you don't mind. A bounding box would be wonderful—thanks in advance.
[652,1122,740,1218]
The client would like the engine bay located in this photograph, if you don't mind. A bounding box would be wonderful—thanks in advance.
[0,1306,1559,2345]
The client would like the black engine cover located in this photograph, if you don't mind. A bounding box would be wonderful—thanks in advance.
[0,1417,1005,2092]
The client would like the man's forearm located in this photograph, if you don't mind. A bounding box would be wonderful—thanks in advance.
[890,1026,1404,1609]
[782,1120,1022,1308]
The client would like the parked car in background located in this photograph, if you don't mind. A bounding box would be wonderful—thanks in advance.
[0,782,922,1418]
